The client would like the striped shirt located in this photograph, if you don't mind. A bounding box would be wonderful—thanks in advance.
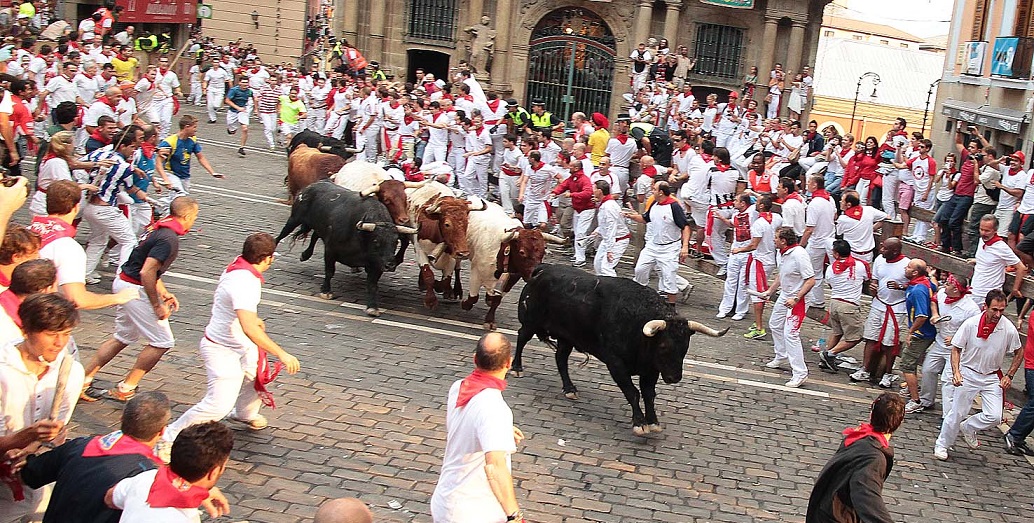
[89,148,135,206]
[257,86,280,114]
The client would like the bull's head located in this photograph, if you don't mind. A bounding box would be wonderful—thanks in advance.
[495,228,549,282]
[360,180,410,225]
[318,142,363,159]
[423,196,474,259]
[355,221,401,272]
[642,319,728,384]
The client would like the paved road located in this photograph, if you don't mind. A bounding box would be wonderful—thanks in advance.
[33,107,1034,522]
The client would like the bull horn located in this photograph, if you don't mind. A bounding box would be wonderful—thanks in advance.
[468,198,487,211]
[344,146,363,154]
[396,225,419,234]
[318,145,332,153]
[425,197,443,215]
[501,229,520,243]
[541,233,568,244]
[356,222,377,232]
[360,184,381,197]
[687,321,729,337]
[642,320,667,337]
[403,178,433,189]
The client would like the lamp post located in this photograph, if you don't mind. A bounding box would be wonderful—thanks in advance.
[921,79,940,135]
[850,72,881,136]
[251,11,260,29]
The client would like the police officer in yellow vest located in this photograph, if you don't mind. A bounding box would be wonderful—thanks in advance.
[370,61,386,82]
[135,32,158,52]
[502,98,529,135]
[528,99,563,137]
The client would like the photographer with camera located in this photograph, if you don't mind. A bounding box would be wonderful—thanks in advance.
[937,124,988,255]
[965,145,1002,257]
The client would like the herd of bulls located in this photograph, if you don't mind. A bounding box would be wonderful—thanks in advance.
[275,131,728,434]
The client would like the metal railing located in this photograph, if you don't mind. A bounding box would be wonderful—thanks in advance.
[692,23,744,79]
[408,0,458,42]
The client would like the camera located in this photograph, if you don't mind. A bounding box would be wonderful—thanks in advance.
[973,153,985,162]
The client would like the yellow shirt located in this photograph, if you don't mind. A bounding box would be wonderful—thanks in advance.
[588,128,610,166]
[18,2,34,18]
[110,56,138,82]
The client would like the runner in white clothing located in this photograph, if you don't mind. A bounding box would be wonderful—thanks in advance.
[970,214,1026,306]
[816,239,871,372]
[836,191,888,263]
[742,196,782,340]
[921,274,980,416]
[589,179,630,276]
[760,226,815,388]
[800,175,836,307]
[851,238,909,387]
[716,194,757,320]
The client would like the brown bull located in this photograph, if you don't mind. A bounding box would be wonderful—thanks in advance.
[359,180,411,226]
[285,144,347,203]
[411,192,486,309]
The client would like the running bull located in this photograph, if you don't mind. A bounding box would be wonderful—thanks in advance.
[274,181,416,316]
[515,264,728,435]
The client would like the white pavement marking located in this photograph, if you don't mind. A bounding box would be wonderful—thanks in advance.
[191,183,284,201]
[197,137,286,158]
[190,188,288,207]
[158,270,866,401]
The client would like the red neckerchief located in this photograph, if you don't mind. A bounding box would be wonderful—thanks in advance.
[701,153,713,163]
[149,217,189,236]
[778,244,796,255]
[82,430,162,465]
[981,235,1003,249]
[908,275,932,290]
[473,126,485,135]
[530,162,544,172]
[641,165,657,177]
[844,205,863,220]
[944,274,970,304]
[225,256,264,283]
[614,134,629,145]
[832,255,868,279]
[714,163,731,172]
[487,99,502,112]
[977,311,1000,339]
[758,212,773,224]
[811,189,831,201]
[1009,165,1022,176]
[89,129,110,144]
[599,194,618,206]
[97,95,116,109]
[460,95,473,102]
[0,290,21,328]
[140,141,156,159]
[657,196,678,206]
[456,369,507,407]
[403,115,414,125]
[679,143,691,153]
[29,216,77,248]
[842,423,889,448]
[884,254,905,264]
[784,192,803,203]
[145,467,211,509]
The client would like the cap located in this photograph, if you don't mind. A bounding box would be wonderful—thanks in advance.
[506,98,519,106]
[1011,151,1026,164]
[369,60,379,67]
[615,113,631,122]
[531,99,545,106]
[118,81,135,89]
[728,91,739,99]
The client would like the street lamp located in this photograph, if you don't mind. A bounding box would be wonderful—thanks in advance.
[922,78,940,135]
[850,72,881,136]
[251,11,260,29]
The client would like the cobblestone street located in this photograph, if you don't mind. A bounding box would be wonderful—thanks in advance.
[40,108,1034,522]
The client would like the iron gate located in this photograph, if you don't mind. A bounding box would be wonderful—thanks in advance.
[525,9,616,122]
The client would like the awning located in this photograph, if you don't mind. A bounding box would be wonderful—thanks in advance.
[115,0,197,24]
[941,99,1029,134]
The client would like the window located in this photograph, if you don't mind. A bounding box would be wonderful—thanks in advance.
[1016,0,1034,38]
[852,34,863,40]
[692,23,743,79]
[972,0,989,41]
[824,30,834,37]
[408,0,458,42]
[880,39,889,45]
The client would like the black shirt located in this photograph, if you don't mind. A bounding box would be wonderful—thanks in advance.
[21,436,158,523]
[120,227,180,281]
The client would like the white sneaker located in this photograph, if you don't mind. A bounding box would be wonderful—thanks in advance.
[715,311,728,319]
[933,446,948,460]
[959,420,980,448]
[849,369,870,382]
[716,268,728,277]
[785,375,807,388]
[230,414,268,430]
[904,400,926,414]
[731,313,746,321]
[765,357,789,369]
[878,374,898,388]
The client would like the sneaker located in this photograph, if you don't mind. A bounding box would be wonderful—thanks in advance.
[153,439,172,464]
[573,261,586,268]
[731,312,746,321]
[904,400,926,414]
[80,384,107,402]
[785,375,807,388]
[878,374,898,388]
[836,355,859,365]
[716,268,727,277]
[678,285,694,304]
[238,147,246,157]
[85,274,101,285]
[933,446,949,461]
[817,350,838,373]
[745,327,767,340]
[1004,433,1025,455]
[959,420,980,448]
[208,119,217,124]
[765,357,789,369]
[230,414,268,430]
[849,369,870,382]
[227,128,236,135]
[715,311,729,319]
[108,385,137,402]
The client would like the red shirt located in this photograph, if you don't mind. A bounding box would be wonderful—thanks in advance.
[552,171,595,212]
[954,149,977,197]
[9,95,32,136]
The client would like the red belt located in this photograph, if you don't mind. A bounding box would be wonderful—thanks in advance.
[485,120,499,125]
[615,233,631,241]
[119,272,142,285]
[876,299,902,351]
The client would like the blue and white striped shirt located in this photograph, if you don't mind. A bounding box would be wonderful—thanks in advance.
[87,147,135,206]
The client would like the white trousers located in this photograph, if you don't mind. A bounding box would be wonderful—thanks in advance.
[358,125,381,162]
[857,178,871,206]
[805,244,830,306]
[491,134,505,172]
[189,82,203,105]
[307,107,327,133]
[610,166,629,194]
[634,241,682,294]
[260,112,278,148]
[83,203,137,277]
[935,368,1002,450]
[718,250,750,317]
[460,156,490,197]
[150,100,175,139]
[423,143,448,165]
[708,208,734,267]
[498,174,521,216]
[128,201,152,239]
[920,342,956,414]
[573,208,595,263]
[769,293,808,380]
[206,88,225,122]
[595,238,629,276]
[164,337,261,443]
[323,111,348,140]
[448,147,467,179]
[882,174,899,221]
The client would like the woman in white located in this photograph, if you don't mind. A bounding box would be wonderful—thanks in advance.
[766,71,783,119]
[931,153,958,248]
[787,73,805,121]
[29,131,98,216]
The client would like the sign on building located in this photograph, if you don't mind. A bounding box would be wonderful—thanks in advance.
[198,4,213,19]
[699,0,755,7]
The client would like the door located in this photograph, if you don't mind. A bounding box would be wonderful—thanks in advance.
[525,8,616,122]
[407,49,450,85]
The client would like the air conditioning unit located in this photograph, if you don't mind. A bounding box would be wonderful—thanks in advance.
[963,41,988,76]
[990,36,1034,79]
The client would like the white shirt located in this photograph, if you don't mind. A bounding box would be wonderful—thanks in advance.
[0,307,20,347]
[804,195,836,248]
[935,289,982,349]
[39,236,87,286]
[907,154,936,195]
[110,469,201,523]
[951,314,1021,374]
[27,56,49,90]
[594,198,630,252]
[999,166,1026,212]
[117,96,137,127]
[203,67,229,90]
[780,197,805,236]
[836,206,888,254]
[152,70,180,101]
[604,137,636,169]
[426,112,451,147]
[683,154,711,204]
[750,213,783,267]
[462,77,487,104]
[43,75,79,105]
[430,381,516,523]
[776,245,815,297]
[871,255,909,314]
[246,67,270,90]
[82,99,116,127]
[29,158,73,216]
[824,258,868,304]
[73,73,100,102]
[204,269,261,351]
[464,127,492,157]
[0,341,84,439]
[971,238,1020,301]
[1017,170,1034,214]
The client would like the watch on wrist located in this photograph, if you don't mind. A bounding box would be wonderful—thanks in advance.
[506,510,523,521]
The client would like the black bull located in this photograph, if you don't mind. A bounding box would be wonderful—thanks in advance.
[274,181,414,317]
[287,130,360,159]
[515,264,728,435]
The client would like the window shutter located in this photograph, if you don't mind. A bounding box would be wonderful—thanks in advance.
[972,0,989,41]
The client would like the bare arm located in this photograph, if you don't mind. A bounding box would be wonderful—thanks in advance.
[237,309,300,373]
[60,281,137,310]
[195,152,221,178]
[484,451,520,517]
